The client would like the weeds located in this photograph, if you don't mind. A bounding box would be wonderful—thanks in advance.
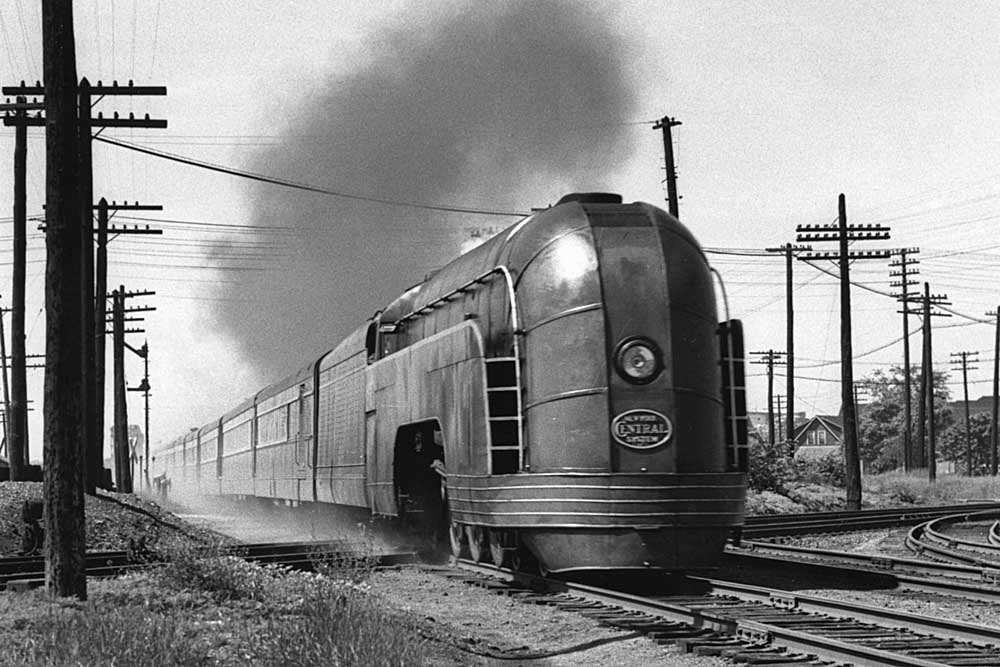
[1,530,426,666]
[5,603,212,667]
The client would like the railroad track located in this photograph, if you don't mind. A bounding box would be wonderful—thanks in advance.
[905,510,1000,567]
[0,540,416,589]
[451,559,1000,666]
[742,501,1000,538]
[731,539,1000,589]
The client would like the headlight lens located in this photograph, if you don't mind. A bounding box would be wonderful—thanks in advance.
[615,339,661,383]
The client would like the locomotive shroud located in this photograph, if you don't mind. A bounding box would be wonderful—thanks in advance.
[159,194,747,573]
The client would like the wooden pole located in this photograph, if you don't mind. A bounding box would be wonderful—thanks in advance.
[11,100,28,477]
[924,284,936,483]
[785,246,795,453]
[112,287,131,493]
[79,79,97,495]
[838,194,862,510]
[0,305,10,458]
[992,306,999,476]
[41,0,87,600]
[94,200,108,489]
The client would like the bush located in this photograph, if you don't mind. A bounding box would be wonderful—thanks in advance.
[791,452,846,488]
[748,434,792,493]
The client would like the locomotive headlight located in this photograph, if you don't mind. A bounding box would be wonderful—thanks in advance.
[614,338,662,384]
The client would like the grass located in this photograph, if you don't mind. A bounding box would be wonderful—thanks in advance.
[866,470,1000,506]
[749,469,1000,514]
[0,533,427,666]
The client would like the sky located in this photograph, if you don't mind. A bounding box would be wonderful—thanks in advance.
[0,0,999,462]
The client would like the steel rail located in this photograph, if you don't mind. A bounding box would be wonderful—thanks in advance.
[906,512,1000,568]
[922,511,1000,557]
[742,501,1000,538]
[0,541,415,589]
[457,560,1000,667]
[729,547,1000,604]
[685,575,1000,647]
[455,558,1000,666]
[733,539,1000,588]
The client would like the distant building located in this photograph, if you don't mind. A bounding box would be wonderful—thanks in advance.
[748,410,807,442]
[790,414,843,460]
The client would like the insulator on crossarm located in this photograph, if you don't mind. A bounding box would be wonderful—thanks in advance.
[128,80,134,87]
[129,112,135,120]
[113,80,118,87]
[114,111,119,119]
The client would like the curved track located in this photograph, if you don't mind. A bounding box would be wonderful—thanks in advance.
[905,510,1000,566]
[742,501,1000,539]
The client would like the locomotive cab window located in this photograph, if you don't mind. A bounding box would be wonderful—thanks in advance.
[365,319,379,362]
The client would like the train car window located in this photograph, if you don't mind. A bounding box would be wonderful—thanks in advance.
[365,321,378,362]
[380,321,401,357]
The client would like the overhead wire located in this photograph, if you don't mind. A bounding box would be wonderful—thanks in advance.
[95,135,531,218]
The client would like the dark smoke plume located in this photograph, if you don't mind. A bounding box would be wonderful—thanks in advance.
[211,1,638,381]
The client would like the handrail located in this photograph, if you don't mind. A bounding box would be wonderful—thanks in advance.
[392,265,526,471]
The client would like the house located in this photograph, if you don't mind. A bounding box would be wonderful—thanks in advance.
[747,410,807,442]
[791,414,842,460]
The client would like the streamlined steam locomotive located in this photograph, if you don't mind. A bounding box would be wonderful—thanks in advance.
[158,193,748,572]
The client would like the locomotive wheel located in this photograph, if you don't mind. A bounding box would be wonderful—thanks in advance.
[448,521,465,559]
[489,533,506,567]
[465,525,487,563]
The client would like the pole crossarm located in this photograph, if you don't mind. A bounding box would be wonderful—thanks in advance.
[765,243,812,254]
[0,102,46,113]
[109,290,155,299]
[95,202,162,210]
[39,223,163,235]
[3,81,167,95]
[4,115,166,128]
[799,249,893,260]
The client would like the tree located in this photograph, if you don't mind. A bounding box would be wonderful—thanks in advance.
[857,366,953,474]
[940,413,993,474]
[747,430,791,493]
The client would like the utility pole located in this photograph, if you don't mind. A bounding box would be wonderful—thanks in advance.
[41,0,86,600]
[108,286,154,493]
[751,350,786,446]
[3,81,166,494]
[951,350,980,476]
[126,341,150,490]
[767,243,811,454]
[92,200,161,492]
[0,304,10,455]
[652,116,681,218]
[890,248,920,472]
[797,194,891,510]
[111,289,128,492]
[775,394,785,443]
[988,307,1000,476]
[912,284,950,482]
[0,94,43,479]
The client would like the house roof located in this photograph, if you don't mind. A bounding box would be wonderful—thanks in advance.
[791,414,843,443]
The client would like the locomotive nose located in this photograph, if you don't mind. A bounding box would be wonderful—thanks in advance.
[588,203,725,474]
[515,200,726,475]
